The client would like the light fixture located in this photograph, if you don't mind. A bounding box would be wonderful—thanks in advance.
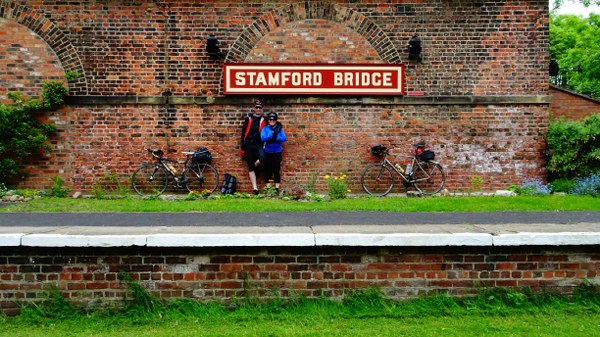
[549,59,559,76]
[206,34,224,59]
[408,34,422,62]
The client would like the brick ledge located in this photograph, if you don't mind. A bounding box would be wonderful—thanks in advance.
[66,95,552,106]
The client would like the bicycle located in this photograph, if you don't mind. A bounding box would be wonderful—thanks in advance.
[131,148,219,197]
[361,142,446,196]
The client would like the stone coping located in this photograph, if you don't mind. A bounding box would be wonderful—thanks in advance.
[1,225,599,248]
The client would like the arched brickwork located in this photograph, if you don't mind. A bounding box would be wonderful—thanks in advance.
[226,1,401,64]
[246,19,383,64]
[0,2,88,95]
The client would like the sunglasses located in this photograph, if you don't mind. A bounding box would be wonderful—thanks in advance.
[254,106,263,109]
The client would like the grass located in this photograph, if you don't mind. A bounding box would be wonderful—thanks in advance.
[1,194,599,212]
[1,285,599,337]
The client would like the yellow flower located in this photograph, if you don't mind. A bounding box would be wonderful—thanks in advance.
[324,175,330,179]
[347,189,351,193]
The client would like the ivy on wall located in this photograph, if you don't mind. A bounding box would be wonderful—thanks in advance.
[0,81,66,187]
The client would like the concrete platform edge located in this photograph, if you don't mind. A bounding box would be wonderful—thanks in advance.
[3,231,600,247]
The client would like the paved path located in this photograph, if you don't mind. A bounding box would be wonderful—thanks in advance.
[0,211,599,248]
[0,211,599,227]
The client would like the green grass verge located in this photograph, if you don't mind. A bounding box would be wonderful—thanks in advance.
[1,195,599,212]
[2,285,599,337]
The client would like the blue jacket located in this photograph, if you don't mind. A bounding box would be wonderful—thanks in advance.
[260,123,287,153]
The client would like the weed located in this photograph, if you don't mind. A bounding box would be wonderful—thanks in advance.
[64,71,80,81]
[0,182,7,197]
[342,288,387,314]
[324,173,350,200]
[306,172,317,193]
[91,180,106,199]
[261,180,279,198]
[470,175,484,192]
[119,272,165,317]
[18,287,80,321]
[49,176,71,197]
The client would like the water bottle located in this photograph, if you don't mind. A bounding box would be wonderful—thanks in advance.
[168,164,177,174]
[405,163,412,175]
[394,163,404,173]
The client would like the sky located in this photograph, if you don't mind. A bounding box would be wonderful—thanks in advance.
[550,0,600,16]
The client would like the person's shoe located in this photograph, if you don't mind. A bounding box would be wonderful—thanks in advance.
[253,189,259,195]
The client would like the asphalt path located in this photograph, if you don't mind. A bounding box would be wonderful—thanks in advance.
[0,211,598,227]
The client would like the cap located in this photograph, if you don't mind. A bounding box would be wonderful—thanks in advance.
[254,99,263,108]
[267,112,278,120]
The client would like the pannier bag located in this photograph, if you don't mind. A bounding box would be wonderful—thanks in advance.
[221,173,237,194]
[371,145,387,156]
[418,150,435,161]
[192,147,212,163]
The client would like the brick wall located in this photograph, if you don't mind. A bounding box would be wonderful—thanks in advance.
[1,246,598,315]
[0,1,551,192]
[550,86,600,121]
[19,103,547,192]
[1,1,549,97]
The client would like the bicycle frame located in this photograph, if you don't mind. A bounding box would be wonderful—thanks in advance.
[379,151,421,183]
[150,151,188,184]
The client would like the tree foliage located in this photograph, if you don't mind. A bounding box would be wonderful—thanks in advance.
[0,81,66,187]
[546,114,600,180]
[550,13,600,99]
[552,0,600,9]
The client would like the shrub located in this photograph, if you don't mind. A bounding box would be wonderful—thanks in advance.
[324,173,350,200]
[549,178,576,193]
[572,173,600,197]
[546,114,600,180]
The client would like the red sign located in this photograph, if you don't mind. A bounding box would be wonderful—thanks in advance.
[223,64,404,95]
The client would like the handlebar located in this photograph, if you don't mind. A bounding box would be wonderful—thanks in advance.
[371,141,428,157]
[147,148,164,158]
[147,149,196,164]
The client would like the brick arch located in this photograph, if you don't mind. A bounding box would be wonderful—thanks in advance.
[226,1,401,64]
[0,2,88,95]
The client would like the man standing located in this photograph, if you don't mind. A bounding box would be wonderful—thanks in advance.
[240,99,266,194]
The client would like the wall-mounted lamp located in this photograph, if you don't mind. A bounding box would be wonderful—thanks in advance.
[549,59,559,76]
[408,34,423,62]
[206,34,224,59]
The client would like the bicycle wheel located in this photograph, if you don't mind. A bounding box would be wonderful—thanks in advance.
[184,163,219,193]
[412,161,446,195]
[361,163,395,196]
[131,164,169,197]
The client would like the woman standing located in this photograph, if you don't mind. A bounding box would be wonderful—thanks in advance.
[260,112,287,194]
